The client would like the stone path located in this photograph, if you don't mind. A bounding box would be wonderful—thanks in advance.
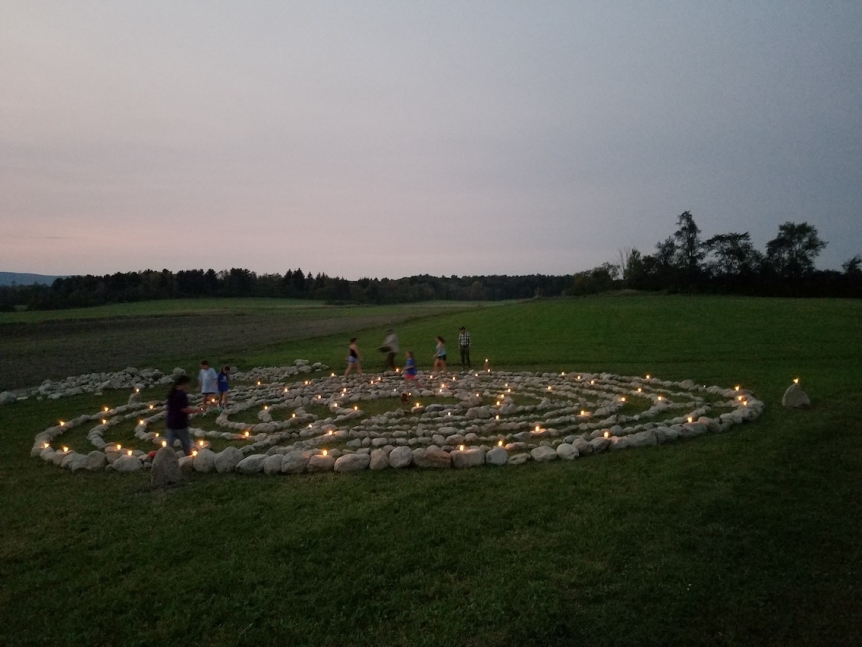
[29,362,764,475]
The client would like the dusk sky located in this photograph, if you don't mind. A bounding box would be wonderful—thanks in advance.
[2,1,860,279]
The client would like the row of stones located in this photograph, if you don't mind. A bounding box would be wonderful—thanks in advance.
[31,368,763,475]
[1,359,328,404]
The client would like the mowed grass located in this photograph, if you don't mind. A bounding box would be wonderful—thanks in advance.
[1,295,861,646]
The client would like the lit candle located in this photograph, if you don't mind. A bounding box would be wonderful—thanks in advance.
[127,450,133,456]
[161,441,167,447]
[62,446,69,452]
[322,449,328,457]
[459,444,465,451]
[687,417,693,423]
[603,431,610,439]
[497,440,503,447]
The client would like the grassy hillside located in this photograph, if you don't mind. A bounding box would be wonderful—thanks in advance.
[1,295,860,646]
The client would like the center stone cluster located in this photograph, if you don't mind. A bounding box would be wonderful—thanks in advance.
[31,364,763,475]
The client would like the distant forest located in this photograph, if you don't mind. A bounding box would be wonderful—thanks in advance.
[3,213,860,311]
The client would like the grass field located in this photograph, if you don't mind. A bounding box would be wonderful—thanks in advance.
[0,299,499,391]
[1,295,861,646]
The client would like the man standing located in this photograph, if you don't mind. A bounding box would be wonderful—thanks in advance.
[458,326,472,370]
[380,328,399,371]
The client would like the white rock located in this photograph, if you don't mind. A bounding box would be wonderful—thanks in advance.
[334,453,371,472]
[263,454,283,474]
[236,454,267,474]
[508,453,530,465]
[193,448,217,472]
[281,452,309,474]
[451,448,485,468]
[369,449,389,470]
[307,454,335,472]
[485,446,508,466]
[388,445,413,468]
[556,443,579,460]
[214,446,243,473]
[531,446,557,462]
[782,383,811,408]
[113,455,143,472]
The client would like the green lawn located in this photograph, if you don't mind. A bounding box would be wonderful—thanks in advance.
[1,295,860,646]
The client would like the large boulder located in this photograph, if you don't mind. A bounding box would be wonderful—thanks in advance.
[307,454,335,472]
[193,448,216,472]
[263,454,283,474]
[556,443,579,460]
[214,446,243,473]
[508,453,530,465]
[85,451,108,471]
[235,454,266,475]
[413,448,451,469]
[369,449,389,470]
[451,448,485,468]
[0,392,17,405]
[485,446,508,466]
[334,453,371,473]
[282,452,310,474]
[531,446,557,462]
[612,429,658,450]
[388,446,413,469]
[782,383,811,408]
[113,455,143,472]
[151,447,182,487]
[588,437,611,454]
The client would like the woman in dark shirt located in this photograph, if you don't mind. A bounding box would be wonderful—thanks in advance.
[165,375,203,456]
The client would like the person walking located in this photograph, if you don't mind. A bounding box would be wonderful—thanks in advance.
[458,326,472,370]
[165,375,204,456]
[216,365,231,410]
[433,336,447,375]
[198,360,218,413]
[380,328,399,371]
[344,337,363,377]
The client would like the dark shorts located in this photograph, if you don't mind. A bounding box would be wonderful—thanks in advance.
[166,427,192,455]
[218,385,229,393]
[437,355,447,362]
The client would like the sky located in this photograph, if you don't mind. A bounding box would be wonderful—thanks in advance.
[1,1,860,279]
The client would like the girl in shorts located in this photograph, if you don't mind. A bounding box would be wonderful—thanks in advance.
[217,365,230,410]
[344,337,362,377]
[433,336,447,375]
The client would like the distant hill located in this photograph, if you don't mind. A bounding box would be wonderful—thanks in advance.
[0,272,63,287]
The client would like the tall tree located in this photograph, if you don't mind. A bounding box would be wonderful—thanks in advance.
[672,211,705,275]
[765,222,826,277]
[704,232,761,276]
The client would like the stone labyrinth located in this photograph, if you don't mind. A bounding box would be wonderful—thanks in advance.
[29,361,764,475]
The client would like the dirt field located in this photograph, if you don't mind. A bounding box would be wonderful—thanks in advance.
[0,301,482,390]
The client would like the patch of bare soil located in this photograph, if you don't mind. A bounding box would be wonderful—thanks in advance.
[0,309,453,390]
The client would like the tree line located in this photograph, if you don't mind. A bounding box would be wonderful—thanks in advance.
[1,213,859,311]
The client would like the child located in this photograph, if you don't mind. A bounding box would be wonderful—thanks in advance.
[433,336,447,375]
[344,337,362,377]
[165,375,204,456]
[198,360,218,412]
[217,365,230,410]
[404,350,424,385]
